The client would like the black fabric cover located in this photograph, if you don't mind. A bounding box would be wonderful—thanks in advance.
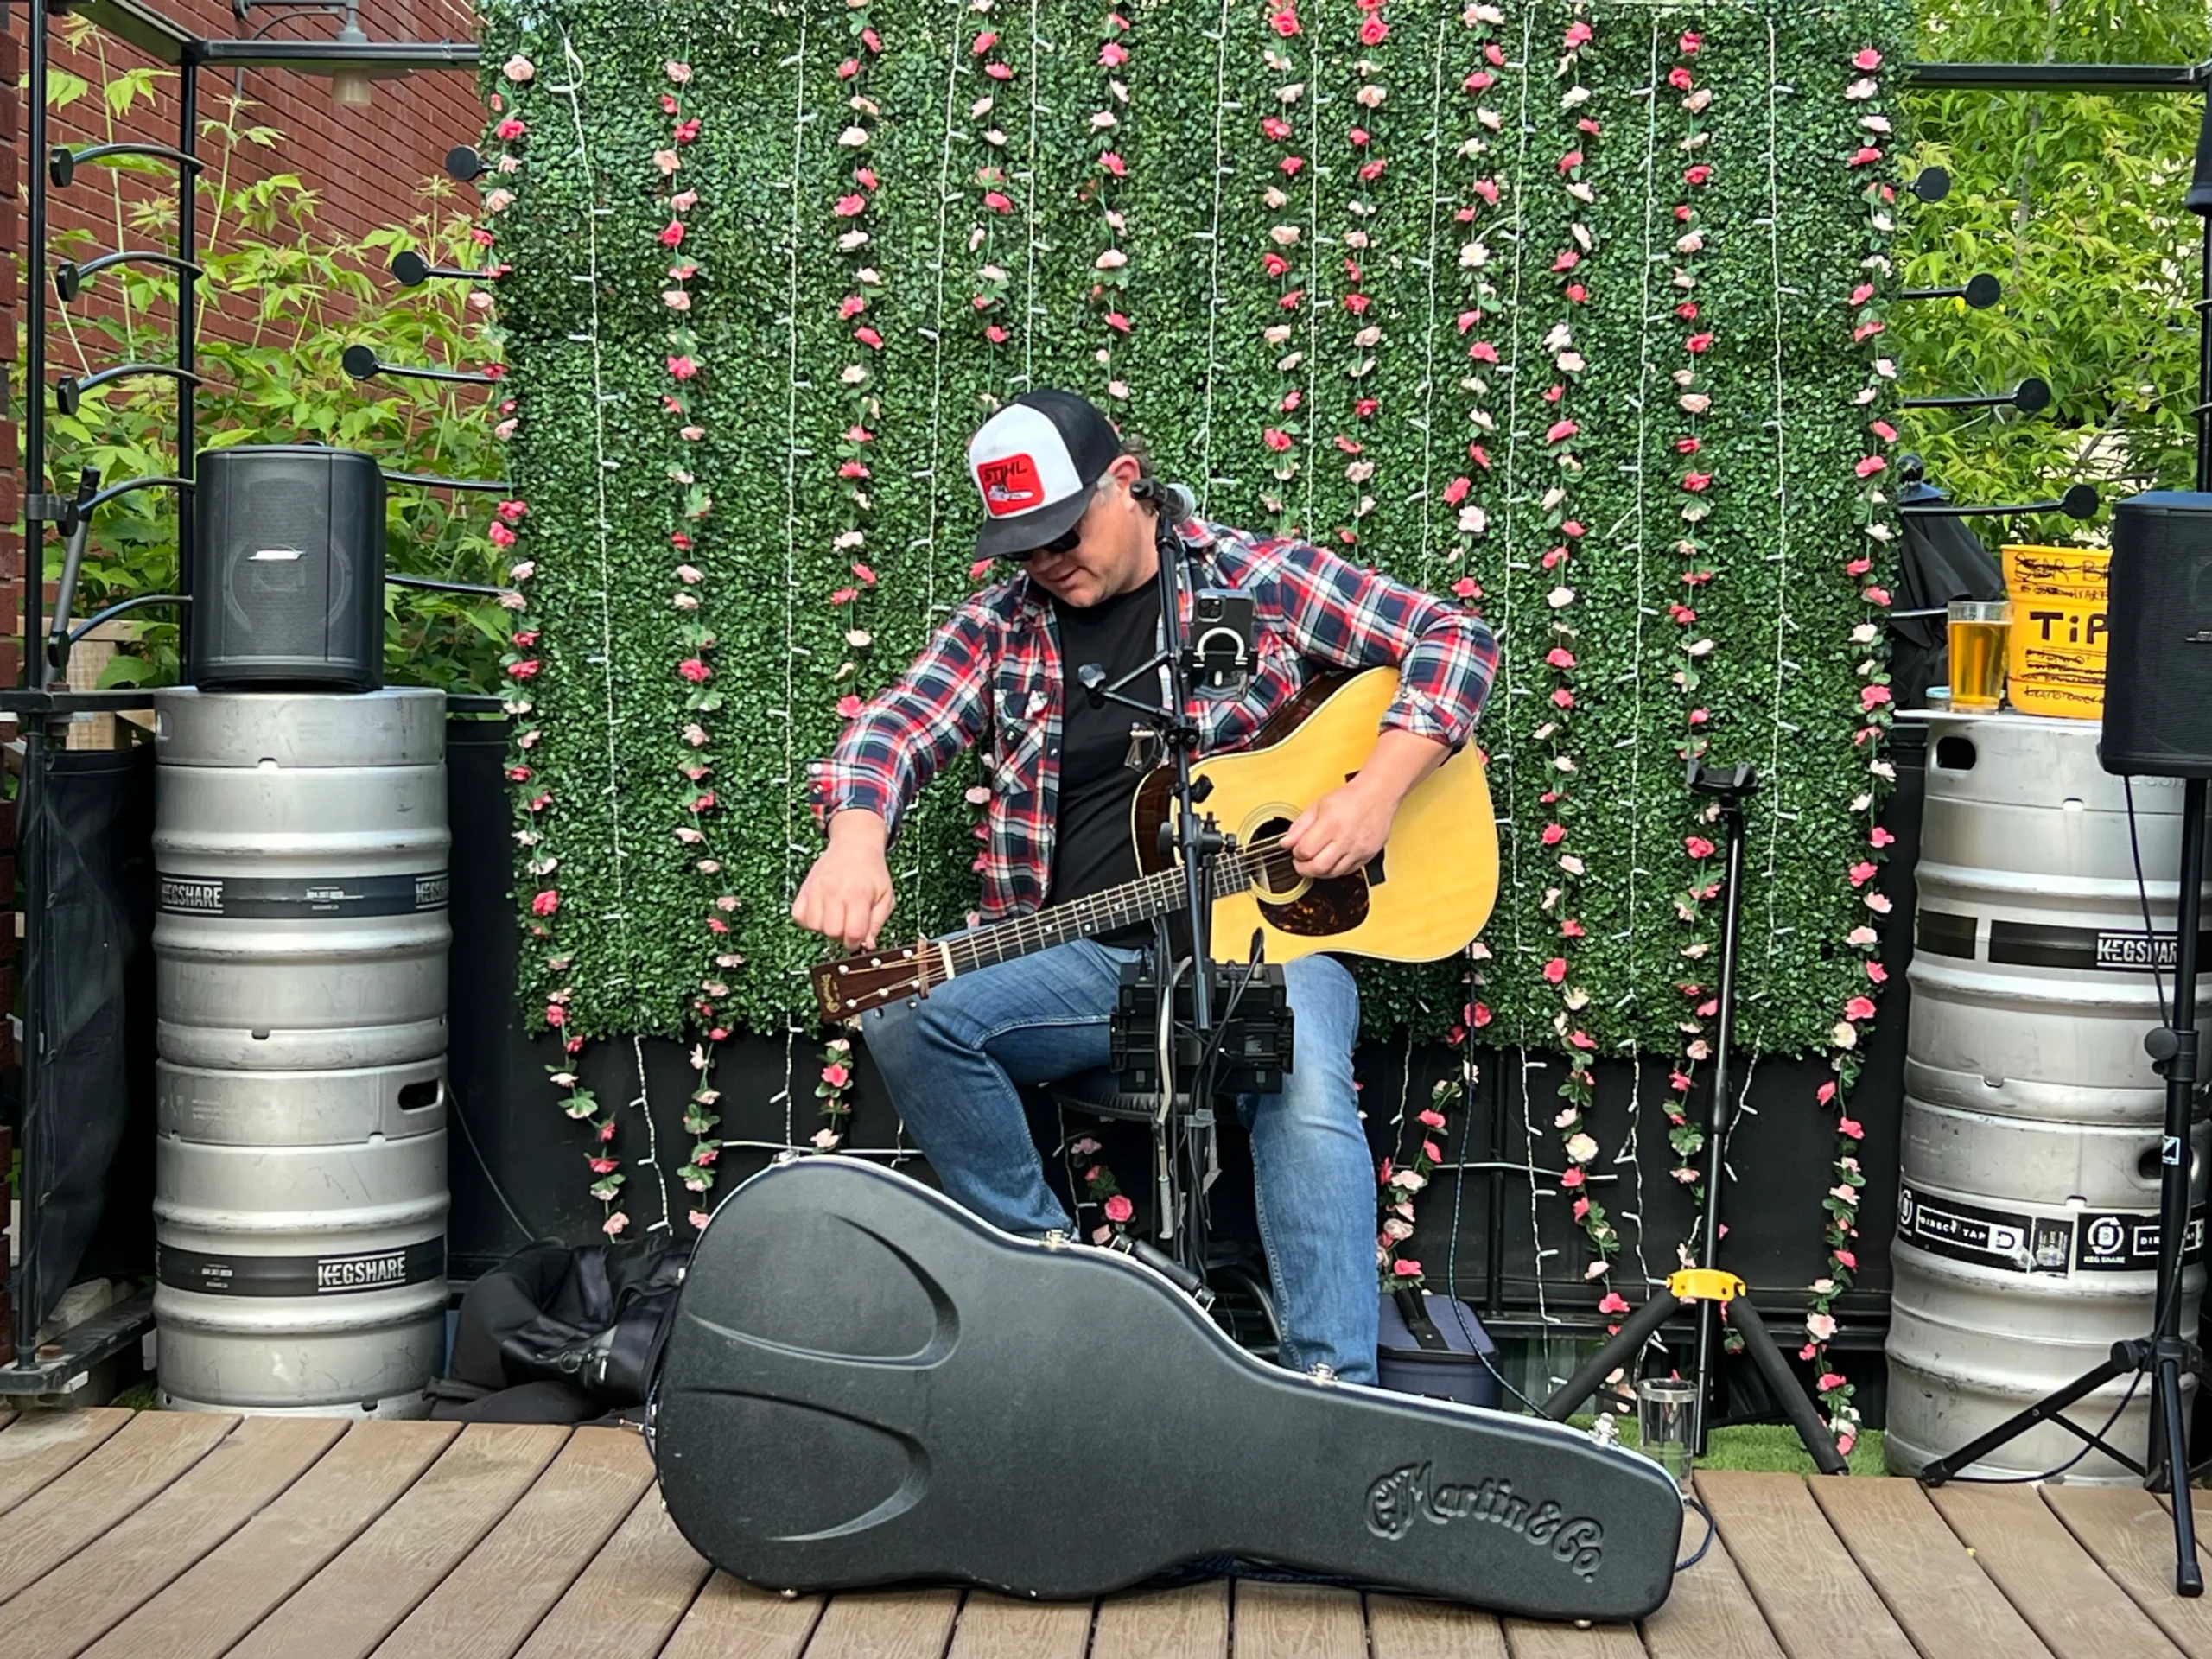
[1892,477,2005,710]
[432,1236,688,1422]
[655,1157,1685,1618]
[19,742,157,1332]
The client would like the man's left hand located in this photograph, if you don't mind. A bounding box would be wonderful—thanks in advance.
[1282,778,1395,880]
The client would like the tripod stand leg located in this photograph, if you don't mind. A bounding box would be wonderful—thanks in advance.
[1916,1349,2130,1486]
[1538,1294,1684,1422]
[2157,1348,2204,1596]
[1726,1299,1849,1475]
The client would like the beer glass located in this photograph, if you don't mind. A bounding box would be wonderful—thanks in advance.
[1948,599,2011,712]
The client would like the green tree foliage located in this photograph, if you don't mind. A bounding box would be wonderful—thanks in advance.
[39,21,511,692]
[1897,1,2212,519]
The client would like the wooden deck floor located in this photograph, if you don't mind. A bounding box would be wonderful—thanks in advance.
[0,1407,2208,1659]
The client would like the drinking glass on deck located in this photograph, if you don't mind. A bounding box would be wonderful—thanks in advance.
[1948,599,2011,712]
[1636,1376,1698,1491]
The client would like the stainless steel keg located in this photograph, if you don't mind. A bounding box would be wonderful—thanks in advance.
[151,689,449,1416]
[1886,712,2209,1481]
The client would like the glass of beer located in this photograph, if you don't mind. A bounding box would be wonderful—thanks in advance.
[1948,599,2011,712]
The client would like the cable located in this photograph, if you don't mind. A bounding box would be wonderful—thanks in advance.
[1675,1496,1716,1572]
[448,1084,553,1248]
[2125,775,2172,1027]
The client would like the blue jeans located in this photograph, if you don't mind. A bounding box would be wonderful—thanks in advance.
[860,939,1378,1383]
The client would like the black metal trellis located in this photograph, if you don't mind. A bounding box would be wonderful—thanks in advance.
[0,0,480,1394]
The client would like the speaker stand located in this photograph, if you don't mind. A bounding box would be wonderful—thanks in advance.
[1917,776,2208,1599]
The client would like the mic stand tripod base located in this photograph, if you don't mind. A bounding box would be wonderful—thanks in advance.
[1535,1269,1850,1478]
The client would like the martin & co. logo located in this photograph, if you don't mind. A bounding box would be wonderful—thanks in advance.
[1364,1463,1606,1581]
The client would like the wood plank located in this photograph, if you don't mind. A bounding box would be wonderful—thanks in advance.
[0,1414,346,1659]
[1807,1475,2054,1659]
[514,1491,713,1659]
[226,1422,570,1659]
[1928,1484,2183,1659]
[944,1592,1090,1659]
[84,1420,460,1659]
[0,1409,238,1600]
[2044,1485,2212,1659]
[1090,1580,1230,1659]
[1638,1517,1784,1659]
[1696,1472,1917,1659]
[658,1573,823,1659]
[0,1407,131,1516]
[0,1409,16,1433]
[1368,1595,1507,1659]
[1232,1581,1366,1659]
[796,1588,961,1659]
[372,1426,657,1659]
[1504,1614,1645,1659]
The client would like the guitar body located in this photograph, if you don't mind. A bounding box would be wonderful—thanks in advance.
[1135,668,1498,965]
[810,667,1497,1020]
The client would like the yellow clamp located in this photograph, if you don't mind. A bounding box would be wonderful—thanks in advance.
[1667,1268,1746,1304]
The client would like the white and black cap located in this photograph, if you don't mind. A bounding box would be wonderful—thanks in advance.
[967,389,1120,560]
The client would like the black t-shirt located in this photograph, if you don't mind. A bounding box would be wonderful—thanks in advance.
[1051,575,1161,944]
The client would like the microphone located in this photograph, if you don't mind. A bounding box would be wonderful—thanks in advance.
[1131,477,1199,522]
[2189,93,2212,216]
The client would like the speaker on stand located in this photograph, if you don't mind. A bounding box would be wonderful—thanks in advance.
[189,445,385,693]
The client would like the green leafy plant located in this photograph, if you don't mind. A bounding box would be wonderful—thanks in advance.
[1896,1,2212,520]
[40,23,511,694]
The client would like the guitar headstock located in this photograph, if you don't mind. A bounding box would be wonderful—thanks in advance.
[810,940,935,1023]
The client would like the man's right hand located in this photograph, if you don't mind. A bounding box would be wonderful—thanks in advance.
[791,810,897,951]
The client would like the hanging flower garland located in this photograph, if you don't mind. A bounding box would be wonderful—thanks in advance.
[816,8,893,1154]
[1655,26,1721,1228]
[1329,3,1393,552]
[1441,1,1505,613]
[1530,9,1621,1312]
[1069,1133,1135,1244]
[1086,9,1135,408]
[1798,40,1900,1460]
[1255,10,1309,536]
[966,5,1020,361]
[1376,1078,1455,1285]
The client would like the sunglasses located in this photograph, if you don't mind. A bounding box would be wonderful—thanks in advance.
[1010,521,1084,563]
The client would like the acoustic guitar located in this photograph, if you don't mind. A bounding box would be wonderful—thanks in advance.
[810,667,1498,1021]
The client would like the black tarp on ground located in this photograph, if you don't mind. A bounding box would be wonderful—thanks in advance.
[16,741,157,1332]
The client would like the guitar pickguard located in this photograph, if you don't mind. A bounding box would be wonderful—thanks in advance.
[1257,872,1370,937]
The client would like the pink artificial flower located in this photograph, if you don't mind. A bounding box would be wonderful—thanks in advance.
[1442,476,1471,506]
[1682,472,1713,493]
[1685,164,1712,186]
[659,220,686,248]
[502,54,535,82]
[674,118,702,143]
[1685,332,1713,353]
[1597,1292,1630,1315]
[1848,145,1884,168]
[1686,836,1715,860]
[487,521,518,549]
[668,354,699,380]
[1853,48,1882,71]
[677,658,712,683]
[822,1061,851,1088]
[1565,283,1588,303]
[1547,647,1576,669]
[1104,1194,1135,1223]
[1855,454,1888,478]
[1541,823,1567,846]
[1099,151,1128,177]
[1268,8,1300,37]
[1262,251,1290,277]
[1669,67,1694,92]
[971,29,999,53]
[1860,683,1892,711]
[494,117,526,141]
[508,658,540,680]
[854,326,884,349]
[1844,995,1877,1022]
[1419,1108,1447,1130]
[834,194,867,218]
[1544,419,1579,445]
[1541,957,1568,985]
[1104,311,1131,334]
[982,190,1014,213]
[1100,40,1128,67]
[1392,1259,1424,1279]
[836,695,865,719]
[1564,20,1592,48]
[1262,428,1294,452]
[1359,14,1387,45]
[1680,31,1703,54]
[1848,861,1878,887]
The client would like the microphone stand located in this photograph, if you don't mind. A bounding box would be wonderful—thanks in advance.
[1076,481,1227,1278]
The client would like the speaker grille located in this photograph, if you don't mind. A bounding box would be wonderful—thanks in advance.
[2101,491,2212,777]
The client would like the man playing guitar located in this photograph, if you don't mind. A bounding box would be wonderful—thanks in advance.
[793,390,1497,1383]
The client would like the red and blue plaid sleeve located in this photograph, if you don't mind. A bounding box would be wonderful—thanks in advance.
[1262,538,1499,747]
[807,597,995,840]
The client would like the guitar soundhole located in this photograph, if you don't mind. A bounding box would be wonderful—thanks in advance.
[1250,815,1300,899]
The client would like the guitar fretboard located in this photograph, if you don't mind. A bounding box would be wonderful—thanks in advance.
[942,842,1294,976]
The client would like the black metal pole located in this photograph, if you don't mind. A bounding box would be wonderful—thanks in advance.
[1152,509,1211,1033]
[175,54,197,677]
[1690,798,1748,1454]
[14,0,47,1368]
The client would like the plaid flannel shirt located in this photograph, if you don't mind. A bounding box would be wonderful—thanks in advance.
[808,519,1498,921]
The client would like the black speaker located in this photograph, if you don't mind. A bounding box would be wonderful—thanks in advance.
[190,445,385,691]
[2101,491,2212,777]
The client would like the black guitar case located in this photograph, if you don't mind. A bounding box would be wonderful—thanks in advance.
[653,1159,1684,1619]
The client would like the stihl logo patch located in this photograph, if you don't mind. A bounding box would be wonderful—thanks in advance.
[978,453,1046,515]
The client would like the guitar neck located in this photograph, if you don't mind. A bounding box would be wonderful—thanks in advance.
[944,849,1268,976]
